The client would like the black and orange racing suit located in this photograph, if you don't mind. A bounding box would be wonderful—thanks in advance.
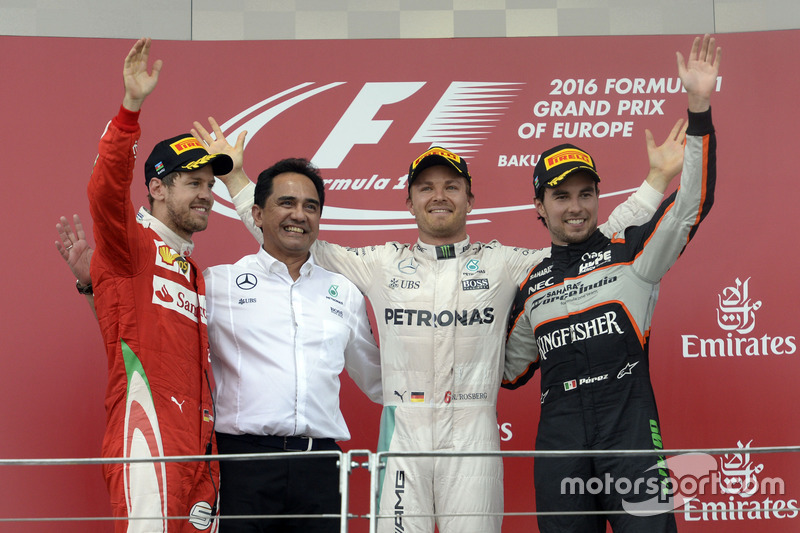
[503,109,716,532]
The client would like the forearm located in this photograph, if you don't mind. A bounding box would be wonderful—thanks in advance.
[599,180,663,237]
[220,168,252,198]
[231,181,262,244]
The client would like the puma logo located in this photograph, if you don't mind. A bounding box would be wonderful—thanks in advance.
[394,390,406,402]
[171,397,185,412]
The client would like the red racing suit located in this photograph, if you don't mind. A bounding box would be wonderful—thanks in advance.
[88,106,219,532]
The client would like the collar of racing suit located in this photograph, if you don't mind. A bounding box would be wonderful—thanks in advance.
[136,206,195,257]
[550,229,607,262]
[413,236,472,260]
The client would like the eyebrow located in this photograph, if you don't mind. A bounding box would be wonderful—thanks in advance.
[276,195,320,207]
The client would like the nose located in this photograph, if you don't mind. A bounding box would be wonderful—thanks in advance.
[197,182,214,203]
[289,203,307,221]
[565,195,582,212]
[431,184,448,200]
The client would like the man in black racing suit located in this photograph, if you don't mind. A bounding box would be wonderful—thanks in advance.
[503,34,720,532]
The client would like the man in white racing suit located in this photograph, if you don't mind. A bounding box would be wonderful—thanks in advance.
[193,116,685,532]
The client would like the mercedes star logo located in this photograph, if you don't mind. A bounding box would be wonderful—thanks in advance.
[236,273,258,290]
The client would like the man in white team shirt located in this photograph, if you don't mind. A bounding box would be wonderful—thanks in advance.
[193,117,684,533]
[204,157,382,532]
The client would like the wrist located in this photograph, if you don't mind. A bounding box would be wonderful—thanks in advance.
[76,280,93,295]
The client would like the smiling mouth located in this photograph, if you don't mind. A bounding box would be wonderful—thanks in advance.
[565,218,585,225]
[284,226,305,234]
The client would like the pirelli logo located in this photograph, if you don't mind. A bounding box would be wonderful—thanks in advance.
[170,137,203,154]
[544,148,593,170]
[413,147,460,168]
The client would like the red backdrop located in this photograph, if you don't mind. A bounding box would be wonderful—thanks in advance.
[1,31,798,531]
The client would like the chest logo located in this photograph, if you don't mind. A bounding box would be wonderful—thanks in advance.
[236,273,257,290]
[398,258,418,274]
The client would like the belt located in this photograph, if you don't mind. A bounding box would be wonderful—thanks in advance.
[254,434,336,452]
[270,435,318,452]
[216,432,338,452]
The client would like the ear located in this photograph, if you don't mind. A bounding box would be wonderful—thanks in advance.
[534,196,546,219]
[466,193,474,214]
[406,195,415,216]
[252,204,263,229]
[148,178,167,202]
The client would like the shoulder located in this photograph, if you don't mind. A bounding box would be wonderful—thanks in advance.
[313,265,360,291]
[205,252,259,277]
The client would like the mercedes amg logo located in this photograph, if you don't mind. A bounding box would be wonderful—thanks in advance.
[236,273,257,290]
[398,258,418,274]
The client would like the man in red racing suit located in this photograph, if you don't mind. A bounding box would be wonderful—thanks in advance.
[87,39,232,532]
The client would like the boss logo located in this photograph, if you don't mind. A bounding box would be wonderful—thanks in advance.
[462,279,489,291]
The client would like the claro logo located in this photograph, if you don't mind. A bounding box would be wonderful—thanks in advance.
[682,277,796,358]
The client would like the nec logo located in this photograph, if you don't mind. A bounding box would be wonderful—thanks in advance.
[528,277,555,294]
[462,279,489,291]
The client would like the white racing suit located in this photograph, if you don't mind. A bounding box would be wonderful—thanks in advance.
[231,181,661,533]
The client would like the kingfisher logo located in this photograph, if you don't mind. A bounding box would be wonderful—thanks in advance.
[536,311,624,360]
[682,277,796,358]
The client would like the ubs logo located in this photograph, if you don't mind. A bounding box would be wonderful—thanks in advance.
[390,278,420,290]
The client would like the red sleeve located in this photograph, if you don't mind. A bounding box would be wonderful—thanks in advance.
[87,106,145,276]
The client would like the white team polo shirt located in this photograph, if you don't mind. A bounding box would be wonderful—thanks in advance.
[204,247,381,441]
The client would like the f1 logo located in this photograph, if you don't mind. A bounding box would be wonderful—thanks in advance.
[313,82,426,168]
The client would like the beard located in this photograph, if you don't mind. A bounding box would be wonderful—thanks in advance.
[165,196,210,236]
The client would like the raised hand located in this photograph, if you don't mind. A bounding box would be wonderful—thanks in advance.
[192,116,250,195]
[677,34,721,113]
[644,118,688,192]
[122,38,163,112]
[55,214,93,286]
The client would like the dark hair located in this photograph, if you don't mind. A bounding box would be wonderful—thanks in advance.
[254,158,325,210]
[535,181,599,228]
[147,171,179,207]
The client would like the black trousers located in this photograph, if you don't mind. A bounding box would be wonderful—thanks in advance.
[216,432,341,533]
[534,379,678,533]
